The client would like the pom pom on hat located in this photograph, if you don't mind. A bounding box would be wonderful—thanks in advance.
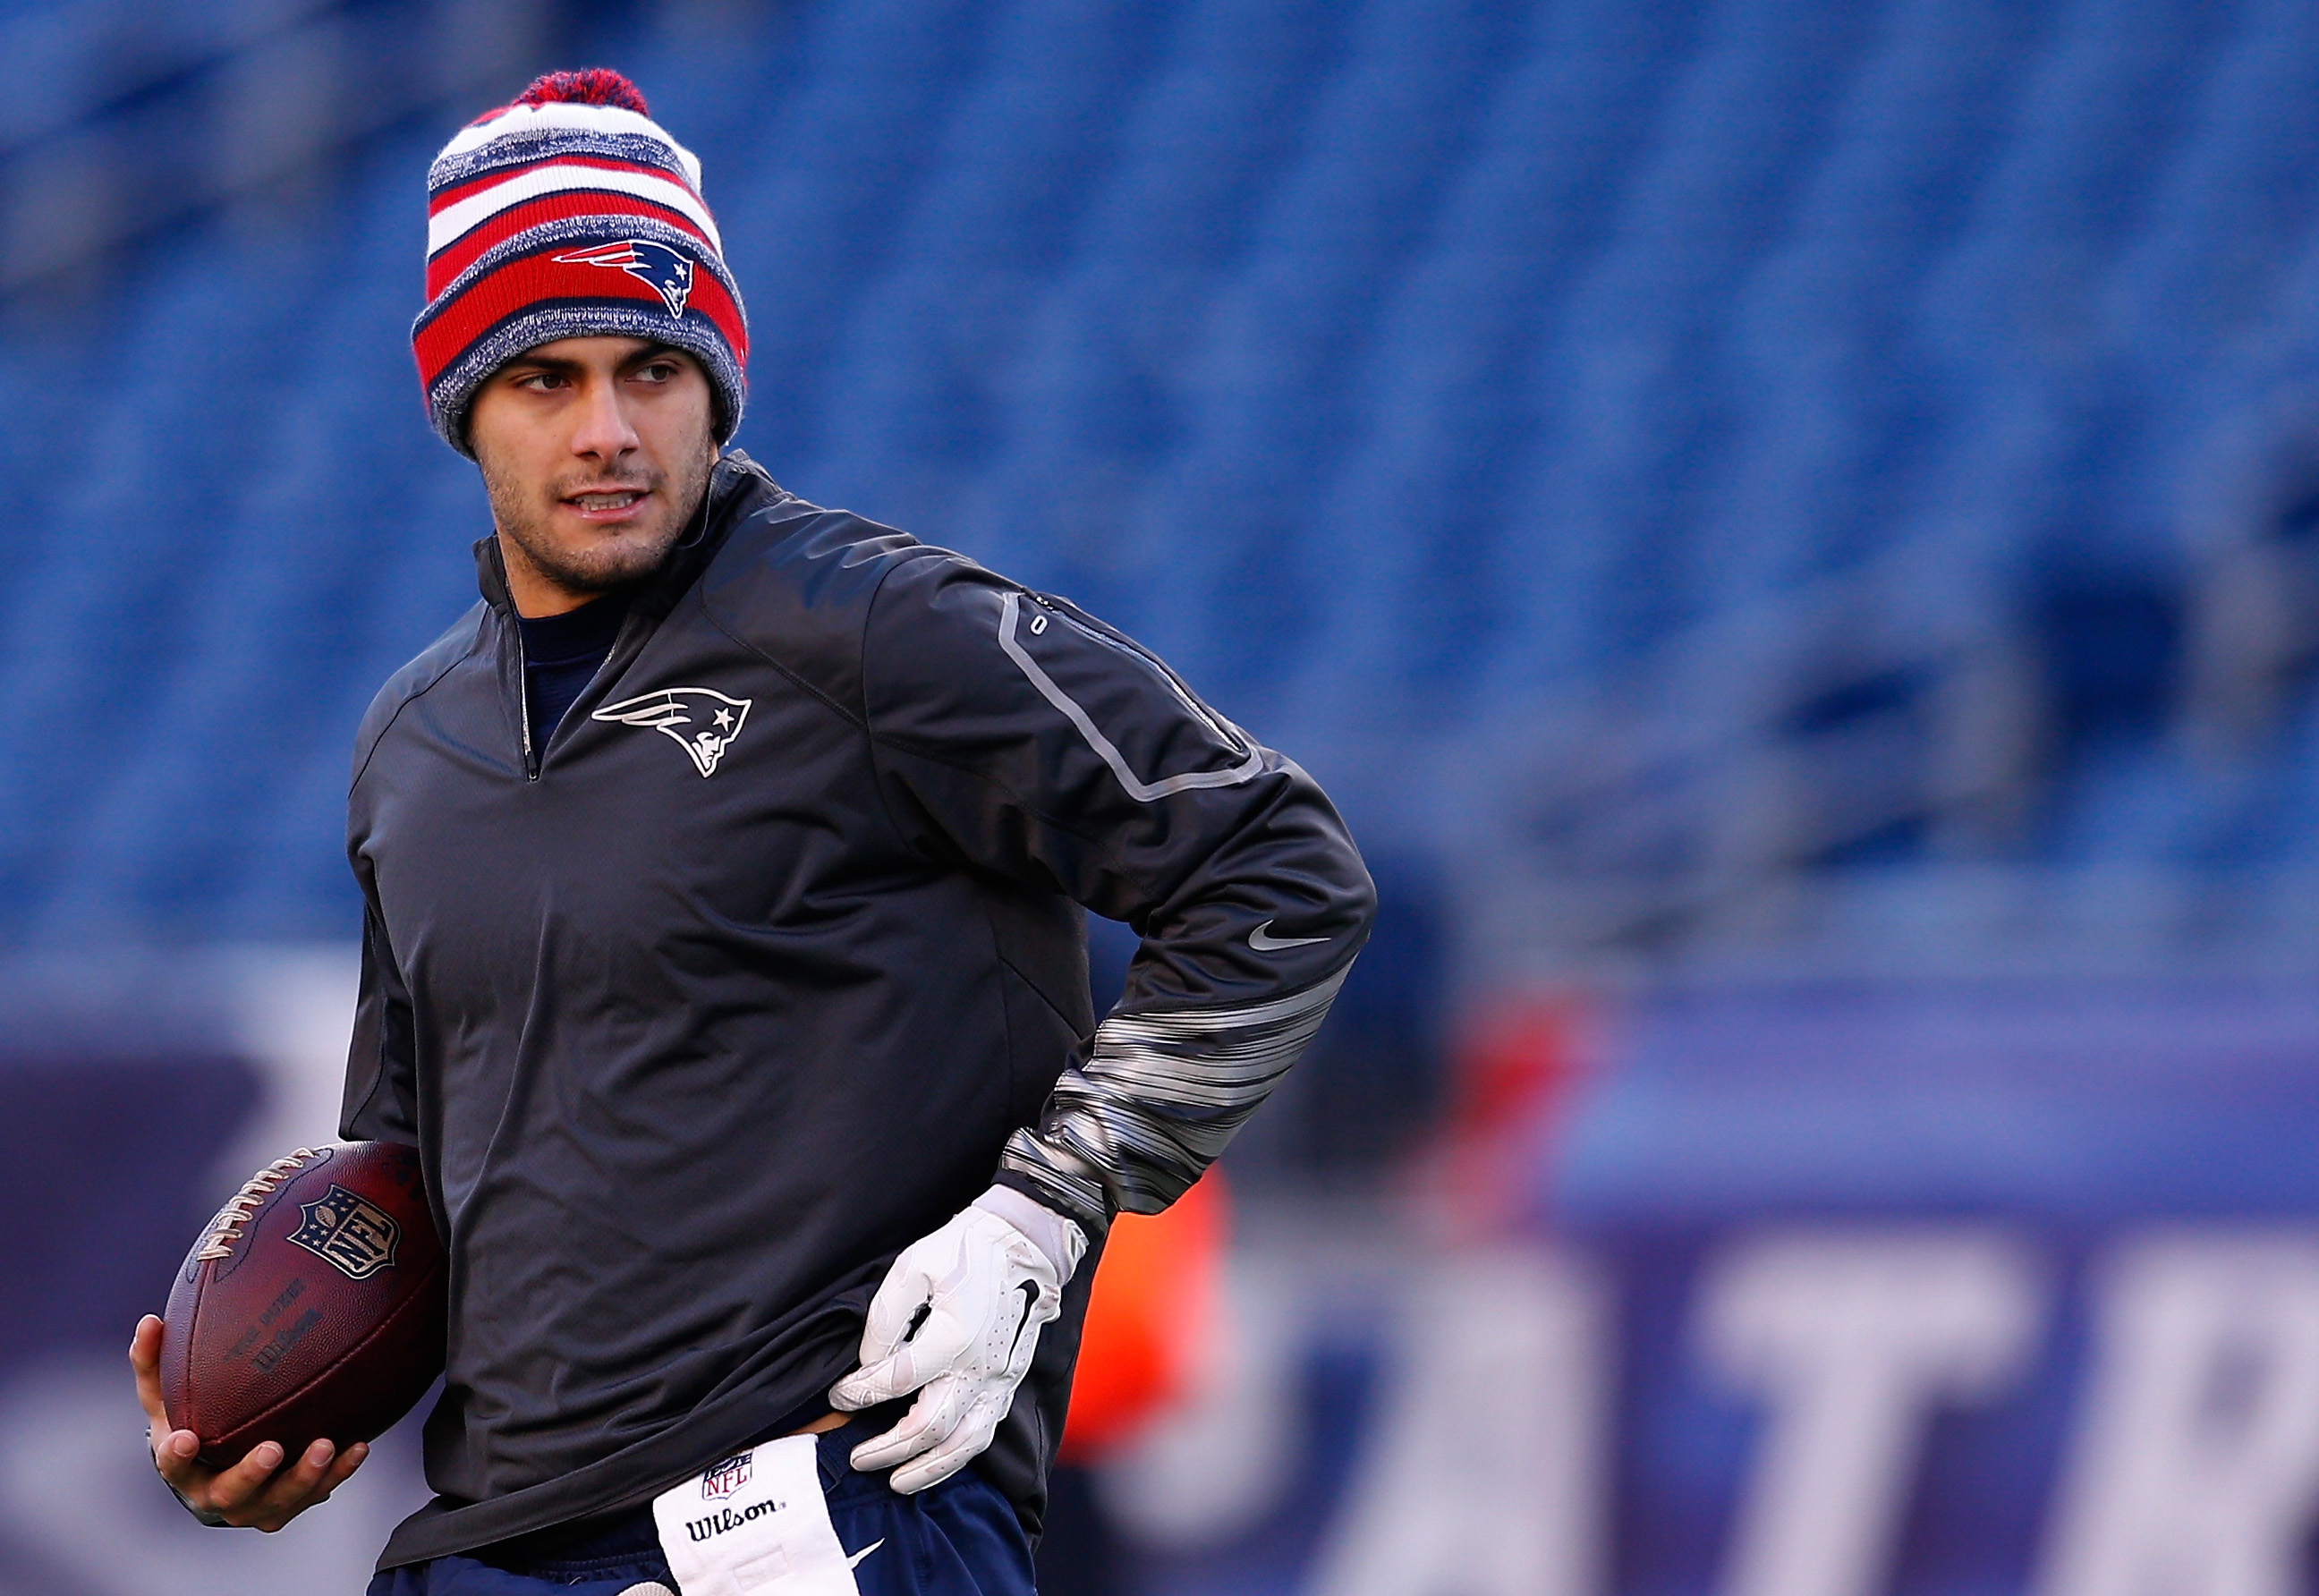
[413,70,748,455]
[513,68,650,115]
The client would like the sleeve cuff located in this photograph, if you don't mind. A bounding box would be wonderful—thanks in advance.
[995,1128,1113,1235]
[973,1183,1090,1281]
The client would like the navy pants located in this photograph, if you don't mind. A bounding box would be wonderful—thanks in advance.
[366,1420,1035,1595]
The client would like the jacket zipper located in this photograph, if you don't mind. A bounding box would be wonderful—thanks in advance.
[497,458,731,783]
[512,617,539,782]
[512,606,661,784]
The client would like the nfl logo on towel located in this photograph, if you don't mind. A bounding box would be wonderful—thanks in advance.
[701,1452,752,1500]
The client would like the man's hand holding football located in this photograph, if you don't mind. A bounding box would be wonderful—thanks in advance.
[131,1314,368,1532]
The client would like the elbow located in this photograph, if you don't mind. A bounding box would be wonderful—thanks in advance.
[1320,841,1379,959]
[1343,856,1380,945]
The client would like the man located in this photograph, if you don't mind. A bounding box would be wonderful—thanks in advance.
[132,69,1372,1594]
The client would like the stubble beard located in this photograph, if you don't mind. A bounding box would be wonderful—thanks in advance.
[480,436,718,597]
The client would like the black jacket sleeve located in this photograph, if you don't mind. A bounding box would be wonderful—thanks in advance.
[860,551,1376,1230]
[341,888,420,1145]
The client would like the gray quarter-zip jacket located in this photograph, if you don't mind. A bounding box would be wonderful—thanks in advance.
[341,454,1373,1570]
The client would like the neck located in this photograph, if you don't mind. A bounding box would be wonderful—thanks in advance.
[497,533,612,618]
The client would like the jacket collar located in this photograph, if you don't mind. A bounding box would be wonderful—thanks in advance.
[472,450,779,619]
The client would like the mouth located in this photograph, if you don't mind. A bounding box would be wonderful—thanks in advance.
[561,487,650,522]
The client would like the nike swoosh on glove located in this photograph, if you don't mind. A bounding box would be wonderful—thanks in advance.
[828,1201,1084,1493]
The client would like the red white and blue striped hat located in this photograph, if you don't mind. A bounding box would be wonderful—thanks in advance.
[412,70,749,456]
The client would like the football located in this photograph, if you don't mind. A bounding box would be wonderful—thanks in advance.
[158,1142,446,1468]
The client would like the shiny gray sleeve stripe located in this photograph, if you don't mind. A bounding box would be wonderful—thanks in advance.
[997,591,1265,802]
[1049,1038,1303,1105]
[1097,968,1352,1033]
[999,966,1349,1218]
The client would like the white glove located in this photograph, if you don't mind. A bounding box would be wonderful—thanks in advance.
[828,1191,1087,1493]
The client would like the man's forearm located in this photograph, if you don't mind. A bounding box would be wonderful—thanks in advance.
[996,964,1352,1227]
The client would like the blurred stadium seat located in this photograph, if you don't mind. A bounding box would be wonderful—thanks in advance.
[1,0,2316,974]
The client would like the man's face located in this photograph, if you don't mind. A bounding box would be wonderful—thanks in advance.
[467,336,719,613]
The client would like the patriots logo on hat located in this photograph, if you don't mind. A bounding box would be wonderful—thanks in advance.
[550,239,695,317]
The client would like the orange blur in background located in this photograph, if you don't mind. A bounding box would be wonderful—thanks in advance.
[1061,1168,1227,1462]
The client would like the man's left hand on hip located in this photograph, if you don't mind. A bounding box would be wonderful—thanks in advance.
[829,1191,1087,1492]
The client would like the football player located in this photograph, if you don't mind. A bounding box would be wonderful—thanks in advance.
[136,68,1371,1596]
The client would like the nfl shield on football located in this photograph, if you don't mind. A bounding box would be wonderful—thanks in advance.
[159,1142,446,1468]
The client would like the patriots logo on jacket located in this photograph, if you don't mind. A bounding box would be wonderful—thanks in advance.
[550,239,695,317]
[593,687,752,777]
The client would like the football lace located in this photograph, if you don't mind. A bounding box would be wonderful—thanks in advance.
[194,1148,321,1261]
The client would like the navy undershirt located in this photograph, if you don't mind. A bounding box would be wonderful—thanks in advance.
[518,587,634,743]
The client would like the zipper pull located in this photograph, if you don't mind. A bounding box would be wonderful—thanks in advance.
[511,616,540,782]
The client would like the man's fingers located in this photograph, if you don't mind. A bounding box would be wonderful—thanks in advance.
[129,1316,170,1430]
[839,1207,1058,1482]
[129,1360,368,1531]
[279,1439,338,1496]
[888,1440,968,1495]
[846,1405,941,1471]
[863,1346,926,1401]
[259,1439,370,1530]
[238,1442,323,1529]
[167,1436,368,1531]
[854,1276,930,1364]
[833,1303,975,1409]
[150,1428,209,1490]
[888,1407,998,1494]
[202,1441,288,1512]
[828,1357,901,1411]
[846,1375,965,1473]
[318,1440,370,1497]
[860,1310,972,1400]
[249,1439,340,1526]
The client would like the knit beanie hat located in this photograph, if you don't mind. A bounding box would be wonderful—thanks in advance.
[412,69,749,456]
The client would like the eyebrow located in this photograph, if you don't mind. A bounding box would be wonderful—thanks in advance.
[502,344,692,378]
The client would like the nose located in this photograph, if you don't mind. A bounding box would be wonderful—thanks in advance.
[568,370,641,466]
